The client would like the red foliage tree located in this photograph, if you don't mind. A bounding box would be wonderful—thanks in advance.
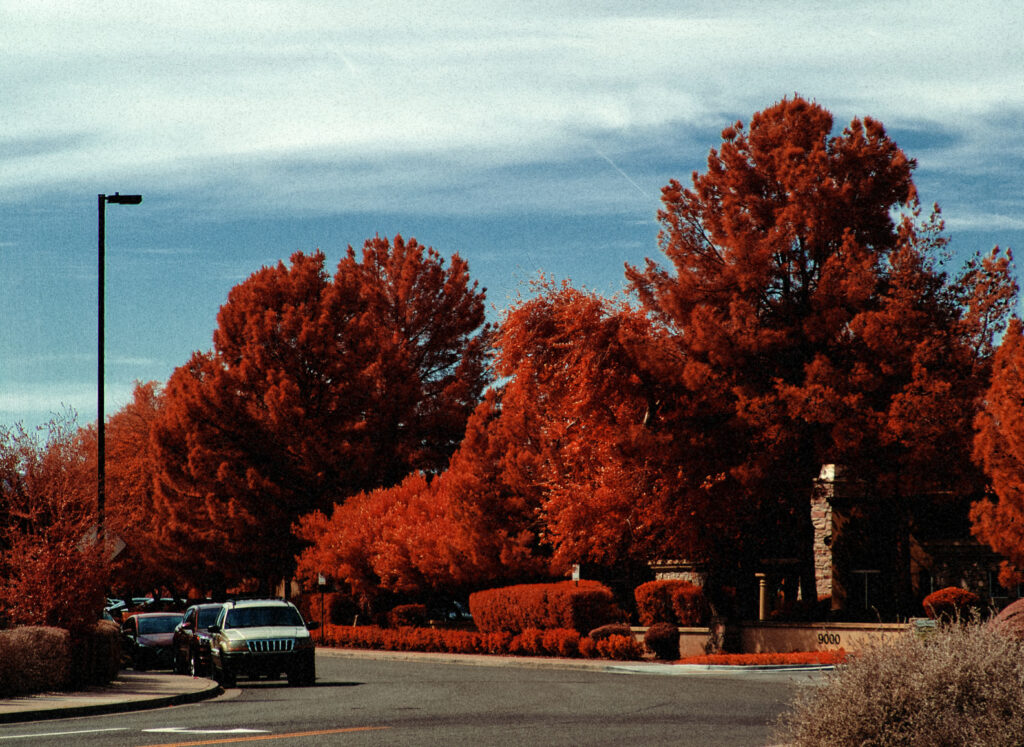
[972,320,1024,587]
[492,280,721,579]
[295,389,547,606]
[0,414,108,632]
[151,236,491,592]
[625,96,1015,611]
[102,382,183,596]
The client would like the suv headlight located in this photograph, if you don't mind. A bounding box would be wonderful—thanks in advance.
[222,638,249,653]
[294,636,315,651]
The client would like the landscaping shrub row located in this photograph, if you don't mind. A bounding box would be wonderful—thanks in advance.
[634,580,709,626]
[469,581,620,633]
[679,650,847,666]
[322,624,642,660]
[0,620,119,697]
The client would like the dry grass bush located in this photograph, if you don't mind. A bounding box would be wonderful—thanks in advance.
[0,627,70,696]
[775,619,1024,746]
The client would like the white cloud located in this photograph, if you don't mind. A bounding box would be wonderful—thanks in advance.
[4,1,1021,202]
[0,381,139,426]
[943,212,1024,232]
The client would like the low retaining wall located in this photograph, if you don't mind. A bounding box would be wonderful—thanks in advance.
[631,627,710,657]
[739,621,908,653]
[632,621,911,656]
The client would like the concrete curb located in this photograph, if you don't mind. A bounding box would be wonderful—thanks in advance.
[0,676,221,725]
[317,646,836,675]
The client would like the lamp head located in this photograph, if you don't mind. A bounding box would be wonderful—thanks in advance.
[105,193,142,205]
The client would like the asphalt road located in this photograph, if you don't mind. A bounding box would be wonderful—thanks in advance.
[0,653,821,746]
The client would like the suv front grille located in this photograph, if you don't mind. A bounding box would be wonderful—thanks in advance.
[247,638,295,653]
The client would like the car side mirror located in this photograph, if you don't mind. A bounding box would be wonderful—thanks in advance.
[306,621,320,631]
[208,624,221,634]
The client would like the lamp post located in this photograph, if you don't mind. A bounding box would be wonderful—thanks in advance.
[97,193,142,532]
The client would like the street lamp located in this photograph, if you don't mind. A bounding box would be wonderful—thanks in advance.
[97,193,142,531]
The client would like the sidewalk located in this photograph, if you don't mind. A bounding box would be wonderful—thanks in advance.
[0,672,220,725]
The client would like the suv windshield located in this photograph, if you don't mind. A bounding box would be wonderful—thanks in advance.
[225,606,304,629]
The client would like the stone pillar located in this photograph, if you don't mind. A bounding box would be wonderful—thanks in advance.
[812,465,837,599]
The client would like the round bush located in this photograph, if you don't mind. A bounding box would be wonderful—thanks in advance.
[644,622,680,660]
[388,604,428,628]
[775,622,1024,746]
[922,586,980,620]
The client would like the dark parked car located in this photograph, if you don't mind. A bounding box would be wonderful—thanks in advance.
[121,612,183,670]
[173,603,223,676]
[208,599,318,687]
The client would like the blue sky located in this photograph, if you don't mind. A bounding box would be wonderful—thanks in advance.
[2,1,1023,430]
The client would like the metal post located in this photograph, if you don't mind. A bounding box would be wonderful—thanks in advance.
[96,193,142,535]
[97,194,106,530]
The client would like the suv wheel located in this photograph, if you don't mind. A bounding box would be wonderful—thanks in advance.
[213,657,235,688]
[287,663,315,687]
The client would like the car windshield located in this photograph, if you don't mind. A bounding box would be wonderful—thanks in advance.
[197,607,222,628]
[225,606,303,629]
[138,616,181,634]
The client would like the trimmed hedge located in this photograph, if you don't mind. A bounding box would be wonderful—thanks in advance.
[634,580,709,626]
[70,620,121,687]
[0,621,121,696]
[0,626,71,696]
[469,581,621,634]
[388,604,428,628]
[322,624,640,660]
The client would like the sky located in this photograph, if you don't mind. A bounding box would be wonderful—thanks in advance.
[2,1,1023,431]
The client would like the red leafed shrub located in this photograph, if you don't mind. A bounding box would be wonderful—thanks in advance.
[923,587,980,620]
[483,631,513,654]
[510,628,544,656]
[644,622,680,660]
[469,581,620,633]
[670,583,710,626]
[589,623,634,641]
[635,580,681,625]
[542,628,581,658]
[634,580,709,626]
[579,636,598,658]
[596,634,643,661]
[388,604,428,628]
[680,650,847,666]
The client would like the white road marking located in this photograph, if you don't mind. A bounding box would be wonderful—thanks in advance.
[0,728,127,740]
